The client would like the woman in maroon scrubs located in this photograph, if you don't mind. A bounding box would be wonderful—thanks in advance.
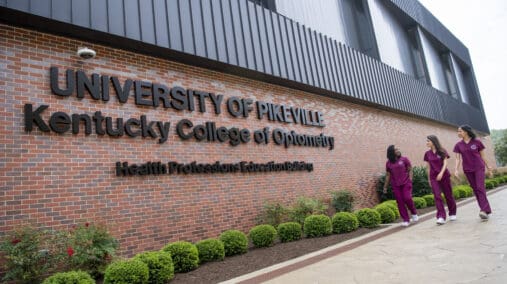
[383,145,418,226]
[424,135,456,225]
[453,125,493,220]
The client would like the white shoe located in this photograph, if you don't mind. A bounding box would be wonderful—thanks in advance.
[411,215,419,222]
[401,221,410,227]
[436,217,445,225]
[479,211,489,220]
[449,215,457,221]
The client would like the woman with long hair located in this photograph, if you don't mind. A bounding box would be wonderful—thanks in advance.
[424,135,456,225]
[383,145,418,226]
[453,125,493,220]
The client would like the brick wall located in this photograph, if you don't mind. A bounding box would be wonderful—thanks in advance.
[0,24,496,256]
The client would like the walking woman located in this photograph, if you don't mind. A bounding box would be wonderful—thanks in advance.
[383,145,418,226]
[424,135,456,225]
[453,125,493,220]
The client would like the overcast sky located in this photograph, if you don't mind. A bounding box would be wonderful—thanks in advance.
[418,0,507,130]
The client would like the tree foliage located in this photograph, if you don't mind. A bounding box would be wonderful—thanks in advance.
[492,129,507,166]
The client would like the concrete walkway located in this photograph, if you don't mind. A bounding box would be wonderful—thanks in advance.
[223,186,507,284]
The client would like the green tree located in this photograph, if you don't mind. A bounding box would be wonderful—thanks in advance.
[492,129,507,166]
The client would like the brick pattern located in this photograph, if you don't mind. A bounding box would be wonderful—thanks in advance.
[0,25,496,256]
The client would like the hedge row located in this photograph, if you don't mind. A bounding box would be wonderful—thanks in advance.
[42,174,507,283]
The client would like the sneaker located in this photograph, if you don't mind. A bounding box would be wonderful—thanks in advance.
[449,215,457,221]
[401,221,410,227]
[411,215,419,222]
[479,211,489,220]
[436,217,445,225]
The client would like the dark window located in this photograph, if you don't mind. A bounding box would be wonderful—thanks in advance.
[249,0,276,11]
[341,0,379,59]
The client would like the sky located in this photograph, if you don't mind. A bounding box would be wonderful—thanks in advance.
[418,0,507,130]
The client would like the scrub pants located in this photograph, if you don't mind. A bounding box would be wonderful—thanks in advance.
[464,170,492,214]
[430,174,456,220]
[392,182,417,222]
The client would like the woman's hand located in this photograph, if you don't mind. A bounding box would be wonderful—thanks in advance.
[486,166,493,178]
[436,172,443,181]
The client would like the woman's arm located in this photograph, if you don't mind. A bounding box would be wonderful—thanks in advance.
[426,162,432,185]
[383,172,391,193]
[454,153,462,177]
[479,149,493,177]
[437,158,448,181]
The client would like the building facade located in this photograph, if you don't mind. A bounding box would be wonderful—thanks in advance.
[1,0,493,256]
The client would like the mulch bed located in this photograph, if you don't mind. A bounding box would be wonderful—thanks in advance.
[172,206,437,284]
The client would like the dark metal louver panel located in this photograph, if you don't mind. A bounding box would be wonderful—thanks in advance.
[0,0,488,133]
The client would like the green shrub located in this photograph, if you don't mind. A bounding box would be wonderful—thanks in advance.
[411,166,432,197]
[331,190,354,212]
[494,177,504,185]
[485,180,495,189]
[0,226,68,284]
[276,222,302,243]
[161,241,199,273]
[219,230,248,256]
[459,185,473,197]
[103,259,149,284]
[412,197,427,209]
[249,225,277,248]
[452,187,467,199]
[331,212,359,234]
[379,200,400,218]
[354,208,381,228]
[195,238,224,263]
[374,205,396,224]
[133,251,174,284]
[288,197,328,224]
[422,194,435,206]
[43,271,95,284]
[303,214,332,237]
[256,202,289,227]
[68,223,119,278]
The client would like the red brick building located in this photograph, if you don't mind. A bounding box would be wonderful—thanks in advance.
[1,1,494,256]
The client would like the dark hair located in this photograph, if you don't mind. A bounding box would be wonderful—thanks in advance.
[427,135,447,160]
[387,145,397,163]
[459,124,476,139]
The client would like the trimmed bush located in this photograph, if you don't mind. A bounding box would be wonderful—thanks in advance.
[249,225,277,248]
[331,212,359,234]
[380,200,400,218]
[161,241,199,273]
[104,259,149,284]
[277,222,302,243]
[219,230,248,256]
[374,205,396,224]
[412,197,427,209]
[195,238,225,263]
[303,215,332,237]
[354,208,381,228]
[452,187,467,199]
[331,190,354,212]
[422,194,435,206]
[485,180,495,189]
[43,271,95,284]
[133,251,174,284]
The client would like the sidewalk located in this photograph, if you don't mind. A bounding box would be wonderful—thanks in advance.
[223,186,507,284]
